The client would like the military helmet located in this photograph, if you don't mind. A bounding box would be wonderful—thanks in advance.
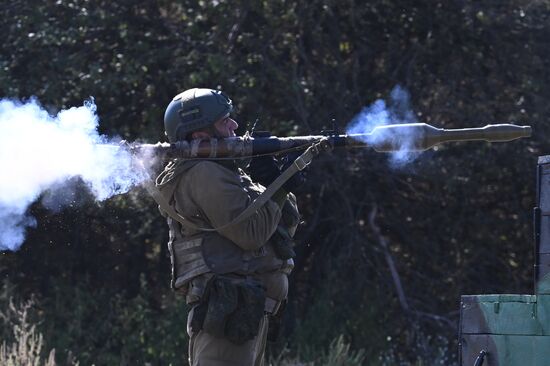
[164,88,233,142]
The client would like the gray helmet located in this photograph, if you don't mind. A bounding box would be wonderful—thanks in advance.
[164,88,233,142]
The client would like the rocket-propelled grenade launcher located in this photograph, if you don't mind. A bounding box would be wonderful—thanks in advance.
[132,123,532,159]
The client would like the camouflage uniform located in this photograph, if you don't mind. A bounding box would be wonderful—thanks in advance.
[157,159,298,366]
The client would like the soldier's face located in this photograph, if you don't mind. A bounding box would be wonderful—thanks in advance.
[213,116,239,137]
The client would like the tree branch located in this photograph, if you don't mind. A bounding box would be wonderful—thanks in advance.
[369,204,410,312]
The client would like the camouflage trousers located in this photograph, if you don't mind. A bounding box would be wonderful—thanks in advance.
[187,307,268,366]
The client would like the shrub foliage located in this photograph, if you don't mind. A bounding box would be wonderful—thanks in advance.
[1,0,549,364]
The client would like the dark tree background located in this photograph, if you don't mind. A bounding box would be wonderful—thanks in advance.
[1,0,549,364]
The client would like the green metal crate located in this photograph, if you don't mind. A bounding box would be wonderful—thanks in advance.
[458,156,550,366]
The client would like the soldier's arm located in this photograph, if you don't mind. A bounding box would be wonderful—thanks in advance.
[189,161,282,251]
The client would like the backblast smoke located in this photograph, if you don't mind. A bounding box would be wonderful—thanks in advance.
[0,98,147,251]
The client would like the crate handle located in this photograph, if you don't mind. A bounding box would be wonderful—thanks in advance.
[474,350,487,366]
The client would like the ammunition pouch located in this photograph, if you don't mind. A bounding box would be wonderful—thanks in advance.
[269,192,300,260]
[281,192,301,237]
[267,299,287,342]
[201,232,254,274]
[190,276,266,344]
[168,233,210,291]
[270,226,296,260]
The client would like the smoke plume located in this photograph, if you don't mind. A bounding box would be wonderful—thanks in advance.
[346,85,421,166]
[0,98,147,251]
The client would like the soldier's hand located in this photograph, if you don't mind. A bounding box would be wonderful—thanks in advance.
[248,155,280,186]
[249,151,307,192]
[280,152,307,193]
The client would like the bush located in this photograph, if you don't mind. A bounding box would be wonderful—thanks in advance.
[0,298,58,366]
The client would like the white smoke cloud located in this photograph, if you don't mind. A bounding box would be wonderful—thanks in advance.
[346,85,421,166]
[0,98,147,251]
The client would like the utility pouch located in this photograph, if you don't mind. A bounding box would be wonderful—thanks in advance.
[170,235,210,290]
[201,233,248,274]
[189,301,208,334]
[281,193,301,236]
[193,276,266,344]
[189,276,214,334]
[267,299,287,342]
[271,226,296,260]
[225,280,266,344]
[202,277,239,338]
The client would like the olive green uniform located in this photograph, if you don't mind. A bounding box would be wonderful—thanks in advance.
[156,159,298,366]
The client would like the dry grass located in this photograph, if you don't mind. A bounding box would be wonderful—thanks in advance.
[0,298,65,366]
[270,335,365,366]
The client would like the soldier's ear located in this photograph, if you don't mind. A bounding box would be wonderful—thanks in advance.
[191,130,211,139]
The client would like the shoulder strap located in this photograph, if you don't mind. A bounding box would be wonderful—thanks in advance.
[142,138,328,232]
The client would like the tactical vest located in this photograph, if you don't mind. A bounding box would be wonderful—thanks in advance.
[167,219,294,289]
[160,160,299,304]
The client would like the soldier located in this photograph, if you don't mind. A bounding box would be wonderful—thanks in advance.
[156,88,302,366]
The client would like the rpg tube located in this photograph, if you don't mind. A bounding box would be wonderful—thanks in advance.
[131,123,532,159]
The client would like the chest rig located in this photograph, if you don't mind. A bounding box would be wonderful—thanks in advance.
[159,161,297,304]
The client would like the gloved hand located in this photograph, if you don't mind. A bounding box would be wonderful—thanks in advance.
[280,152,307,193]
[248,152,307,193]
[248,155,280,187]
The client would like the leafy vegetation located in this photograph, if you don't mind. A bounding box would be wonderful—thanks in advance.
[2,0,549,364]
